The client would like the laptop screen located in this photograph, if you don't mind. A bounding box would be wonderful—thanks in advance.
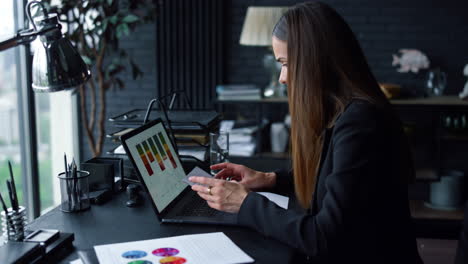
[123,121,186,212]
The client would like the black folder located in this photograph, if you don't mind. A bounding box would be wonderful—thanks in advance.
[109,109,221,131]
[0,241,44,264]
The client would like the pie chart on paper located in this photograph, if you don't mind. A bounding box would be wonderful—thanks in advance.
[122,250,148,259]
[159,256,187,264]
[152,247,180,257]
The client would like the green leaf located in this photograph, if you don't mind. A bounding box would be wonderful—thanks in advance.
[122,14,140,24]
[116,23,130,39]
[101,20,108,32]
[115,77,124,90]
[81,55,93,65]
[130,59,143,80]
[109,15,118,25]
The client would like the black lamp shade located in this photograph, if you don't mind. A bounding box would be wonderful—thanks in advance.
[31,15,90,92]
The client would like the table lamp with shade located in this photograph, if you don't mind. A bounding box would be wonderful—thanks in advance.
[240,6,288,98]
[0,0,90,93]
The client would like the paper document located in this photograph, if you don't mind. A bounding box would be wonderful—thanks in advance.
[69,259,83,264]
[257,192,289,209]
[183,166,213,186]
[114,145,126,155]
[94,232,254,264]
[179,148,207,161]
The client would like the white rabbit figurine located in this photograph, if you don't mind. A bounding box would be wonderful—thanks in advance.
[459,64,468,100]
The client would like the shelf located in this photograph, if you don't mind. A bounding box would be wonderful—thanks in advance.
[230,152,289,159]
[440,132,468,141]
[216,95,468,106]
[391,96,468,106]
[215,97,288,104]
[415,169,439,181]
[410,200,464,221]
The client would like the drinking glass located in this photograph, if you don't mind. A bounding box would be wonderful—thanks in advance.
[210,131,229,175]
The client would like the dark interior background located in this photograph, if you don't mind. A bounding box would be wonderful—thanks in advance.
[80,0,468,198]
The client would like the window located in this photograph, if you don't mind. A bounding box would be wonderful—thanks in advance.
[0,0,23,227]
[0,0,80,228]
[36,91,80,213]
[31,0,80,213]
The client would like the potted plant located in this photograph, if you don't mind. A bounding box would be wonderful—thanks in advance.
[43,0,163,156]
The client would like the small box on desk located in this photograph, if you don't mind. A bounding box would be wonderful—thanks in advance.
[81,157,124,192]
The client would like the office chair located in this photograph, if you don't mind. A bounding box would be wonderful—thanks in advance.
[455,201,468,264]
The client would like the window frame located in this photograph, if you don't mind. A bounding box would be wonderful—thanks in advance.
[14,0,40,219]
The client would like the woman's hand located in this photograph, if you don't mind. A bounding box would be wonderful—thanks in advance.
[190,177,249,213]
[211,162,276,191]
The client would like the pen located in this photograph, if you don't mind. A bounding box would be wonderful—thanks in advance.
[0,186,16,234]
[72,159,78,210]
[6,180,16,211]
[64,153,68,178]
[8,161,19,210]
[67,163,72,211]
[0,190,8,214]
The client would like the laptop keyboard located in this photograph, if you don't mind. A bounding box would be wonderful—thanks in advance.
[176,197,219,217]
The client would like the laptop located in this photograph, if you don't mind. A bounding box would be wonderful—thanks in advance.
[120,118,238,225]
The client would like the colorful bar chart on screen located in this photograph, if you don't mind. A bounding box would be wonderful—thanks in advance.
[148,137,166,171]
[158,132,177,169]
[153,135,168,160]
[142,141,155,162]
[136,144,153,176]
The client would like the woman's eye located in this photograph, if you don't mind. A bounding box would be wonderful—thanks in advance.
[282,64,287,67]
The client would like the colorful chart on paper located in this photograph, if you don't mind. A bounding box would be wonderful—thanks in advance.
[152,248,180,257]
[94,232,254,264]
[122,250,148,259]
[159,256,187,264]
[127,261,153,264]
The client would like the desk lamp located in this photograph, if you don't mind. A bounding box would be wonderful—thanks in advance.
[0,1,90,92]
[239,6,288,98]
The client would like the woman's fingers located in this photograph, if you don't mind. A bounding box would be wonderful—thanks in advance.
[189,176,219,187]
[191,183,208,193]
[210,162,240,171]
[214,168,233,179]
[197,191,216,203]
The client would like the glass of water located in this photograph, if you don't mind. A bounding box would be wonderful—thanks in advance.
[210,131,229,175]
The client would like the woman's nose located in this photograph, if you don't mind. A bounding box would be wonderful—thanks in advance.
[279,69,287,85]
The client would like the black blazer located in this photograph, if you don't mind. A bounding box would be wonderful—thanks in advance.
[237,100,423,264]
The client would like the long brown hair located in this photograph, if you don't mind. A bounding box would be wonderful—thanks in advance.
[280,2,389,208]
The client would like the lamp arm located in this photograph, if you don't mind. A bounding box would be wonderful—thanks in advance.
[0,25,60,52]
[0,0,53,52]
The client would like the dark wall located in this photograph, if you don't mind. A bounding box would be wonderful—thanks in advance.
[81,0,468,160]
[227,0,468,96]
[80,24,158,161]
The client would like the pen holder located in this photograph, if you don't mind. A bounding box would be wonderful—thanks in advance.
[58,170,91,213]
[1,206,27,243]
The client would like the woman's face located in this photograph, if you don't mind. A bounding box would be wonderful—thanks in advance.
[272,36,288,85]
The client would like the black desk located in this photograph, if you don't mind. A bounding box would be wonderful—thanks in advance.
[27,191,295,263]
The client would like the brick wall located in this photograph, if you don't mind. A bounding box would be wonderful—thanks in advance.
[80,24,158,161]
[81,0,468,163]
[227,0,468,96]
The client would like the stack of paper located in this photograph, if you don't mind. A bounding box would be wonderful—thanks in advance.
[94,232,254,264]
[216,85,261,101]
[219,120,257,157]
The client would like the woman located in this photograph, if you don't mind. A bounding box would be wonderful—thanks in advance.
[190,2,422,263]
